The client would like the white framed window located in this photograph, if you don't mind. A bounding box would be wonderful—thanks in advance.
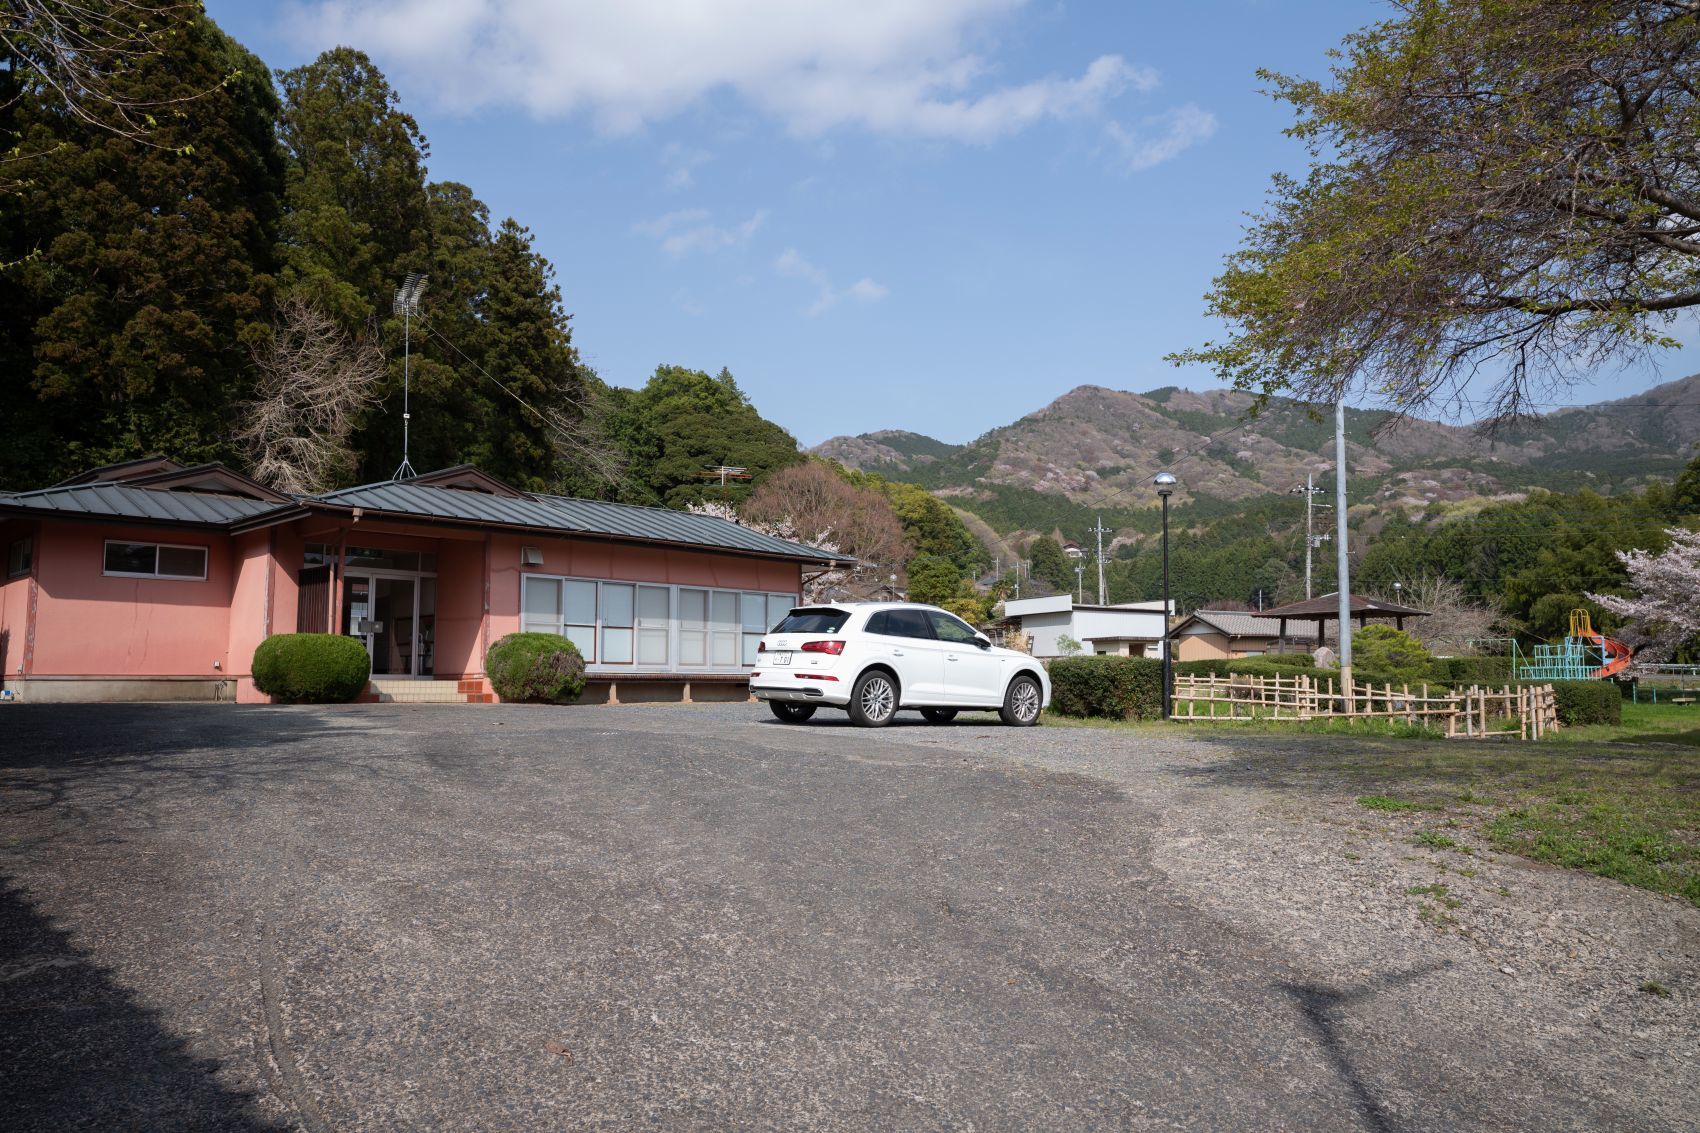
[519,573,795,672]
[103,540,207,580]
[637,586,670,666]
[7,537,31,579]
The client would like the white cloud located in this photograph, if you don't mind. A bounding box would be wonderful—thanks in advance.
[661,142,711,190]
[287,0,1154,142]
[1104,104,1218,172]
[635,208,766,257]
[775,248,887,315]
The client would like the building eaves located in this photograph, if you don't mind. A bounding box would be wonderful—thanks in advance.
[0,482,284,526]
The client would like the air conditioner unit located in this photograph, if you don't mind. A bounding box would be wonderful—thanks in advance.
[520,545,544,567]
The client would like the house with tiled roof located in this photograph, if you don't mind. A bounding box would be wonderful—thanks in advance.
[0,458,851,704]
[1169,609,1310,662]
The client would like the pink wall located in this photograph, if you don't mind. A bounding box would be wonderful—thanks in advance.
[11,512,808,688]
[1,519,36,684]
[29,520,234,677]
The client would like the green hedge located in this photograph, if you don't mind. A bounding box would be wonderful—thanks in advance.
[1430,656,1516,685]
[1173,659,1230,678]
[252,633,371,703]
[1048,656,1164,720]
[1525,679,1621,727]
[486,632,586,704]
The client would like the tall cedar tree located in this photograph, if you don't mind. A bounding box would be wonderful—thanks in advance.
[0,9,282,486]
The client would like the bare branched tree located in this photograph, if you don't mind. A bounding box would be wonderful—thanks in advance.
[1396,573,1499,654]
[235,296,384,495]
[2,2,220,142]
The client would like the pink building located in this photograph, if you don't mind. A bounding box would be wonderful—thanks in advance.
[0,457,849,704]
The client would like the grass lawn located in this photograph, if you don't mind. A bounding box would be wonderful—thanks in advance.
[1046,702,1700,906]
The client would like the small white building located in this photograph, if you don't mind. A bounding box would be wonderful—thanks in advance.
[1001,595,1172,658]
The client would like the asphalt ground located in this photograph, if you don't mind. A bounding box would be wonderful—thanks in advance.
[0,702,1685,1131]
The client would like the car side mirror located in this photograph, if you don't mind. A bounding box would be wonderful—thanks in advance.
[974,634,992,650]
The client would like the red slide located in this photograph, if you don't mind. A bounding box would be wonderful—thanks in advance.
[1593,635,1632,679]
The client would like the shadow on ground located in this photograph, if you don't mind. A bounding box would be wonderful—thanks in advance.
[0,877,281,1132]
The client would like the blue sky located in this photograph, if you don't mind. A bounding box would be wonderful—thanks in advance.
[209,1,1698,447]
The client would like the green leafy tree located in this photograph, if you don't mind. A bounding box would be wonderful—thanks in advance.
[1027,535,1073,594]
[1350,625,1433,680]
[1,9,283,485]
[603,365,803,507]
[1174,1,1700,418]
[906,554,962,607]
[877,479,989,574]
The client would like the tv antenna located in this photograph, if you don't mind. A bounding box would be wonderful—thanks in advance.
[700,465,750,487]
[392,272,428,480]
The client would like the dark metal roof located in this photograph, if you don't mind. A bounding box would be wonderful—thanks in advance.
[1260,592,1429,619]
[1183,610,1291,637]
[3,460,857,564]
[0,482,284,525]
[315,480,855,563]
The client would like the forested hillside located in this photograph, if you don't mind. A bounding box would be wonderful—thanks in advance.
[2,10,617,495]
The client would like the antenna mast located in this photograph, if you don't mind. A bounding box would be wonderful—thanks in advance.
[392,272,428,480]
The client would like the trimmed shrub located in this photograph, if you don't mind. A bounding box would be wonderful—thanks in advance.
[1526,679,1621,727]
[1048,656,1164,720]
[1350,625,1434,682]
[486,632,586,704]
[1249,653,1322,669]
[1173,658,1231,678]
[252,633,371,703]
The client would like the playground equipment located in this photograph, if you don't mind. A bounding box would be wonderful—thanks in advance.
[1517,609,1632,682]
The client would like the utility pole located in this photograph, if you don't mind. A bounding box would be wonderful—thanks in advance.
[1075,563,1085,604]
[1290,474,1329,600]
[1091,516,1112,605]
[1335,399,1354,708]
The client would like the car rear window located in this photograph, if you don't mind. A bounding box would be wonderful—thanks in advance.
[772,608,850,634]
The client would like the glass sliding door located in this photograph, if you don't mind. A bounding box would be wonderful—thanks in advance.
[342,571,431,676]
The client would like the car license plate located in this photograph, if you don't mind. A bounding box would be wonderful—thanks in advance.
[770,651,792,666]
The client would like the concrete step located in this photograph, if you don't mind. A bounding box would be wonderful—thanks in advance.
[367,678,492,704]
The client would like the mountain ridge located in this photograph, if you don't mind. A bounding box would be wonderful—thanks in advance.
[812,375,1700,531]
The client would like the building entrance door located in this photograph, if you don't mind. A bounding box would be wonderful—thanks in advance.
[342,572,435,676]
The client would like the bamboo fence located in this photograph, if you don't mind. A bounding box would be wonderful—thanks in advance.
[1170,673,1558,740]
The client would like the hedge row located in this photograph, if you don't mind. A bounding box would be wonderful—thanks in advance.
[1528,679,1621,727]
[1048,656,1164,720]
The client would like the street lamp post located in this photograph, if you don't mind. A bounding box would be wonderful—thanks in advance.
[1154,471,1178,720]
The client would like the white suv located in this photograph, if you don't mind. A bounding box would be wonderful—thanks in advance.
[750,602,1050,727]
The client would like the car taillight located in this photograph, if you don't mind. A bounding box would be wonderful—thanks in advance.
[801,639,845,655]
[757,641,767,653]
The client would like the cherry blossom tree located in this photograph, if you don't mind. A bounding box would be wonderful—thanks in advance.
[1587,528,1700,664]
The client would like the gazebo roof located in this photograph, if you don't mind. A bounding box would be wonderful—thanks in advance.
[1261,592,1429,620]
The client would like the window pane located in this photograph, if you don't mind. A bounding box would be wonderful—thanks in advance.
[711,633,737,666]
[521,618,555,635]
[638,585,669,624]
[601,583,634,628]
[346,547,419,572]
[638,627,668,666]
[680,588,707,625]
[8,539,31,578]
[157,546,206,578]
[777,608,850,634]
[927,611,979,645]
[768,594,791,628]
[564,623,595,660]
[742,633,761,666]
[741,593,767,633]
[680,630,707,665]
[523,577,560,618]
[711,591,737,627]
[890,610,934,639]
[602,627,633,663]
[105,543,156,575]
[865,612,888,636]
[564,580,597,624]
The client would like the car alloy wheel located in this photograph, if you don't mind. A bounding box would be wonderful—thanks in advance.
[850,671,898,727]
[1001,675,1042,727]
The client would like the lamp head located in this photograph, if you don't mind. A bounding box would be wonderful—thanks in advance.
[1154,470,1178,498]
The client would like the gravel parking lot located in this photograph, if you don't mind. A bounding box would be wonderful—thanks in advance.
[1,702,1694,1131]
